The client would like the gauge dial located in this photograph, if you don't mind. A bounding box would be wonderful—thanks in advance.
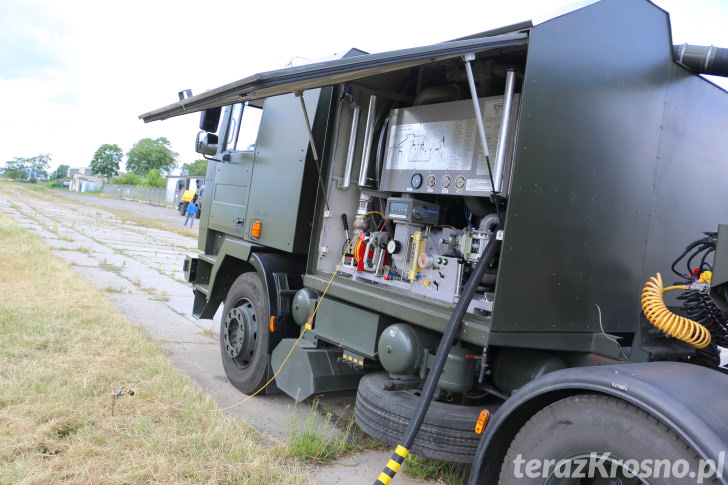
[387,239,401,254]
[426,174,436,188]
[411,173,423,189]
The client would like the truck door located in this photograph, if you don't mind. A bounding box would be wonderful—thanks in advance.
[207,102,262,236]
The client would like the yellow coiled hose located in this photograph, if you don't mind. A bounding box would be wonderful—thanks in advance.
[641,272,711,349]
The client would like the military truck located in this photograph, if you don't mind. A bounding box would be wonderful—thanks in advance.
[141,0,728,482]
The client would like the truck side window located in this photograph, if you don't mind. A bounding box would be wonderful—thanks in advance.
[225,103,243,151]
[226,102,262,152]
[237,103,262,151]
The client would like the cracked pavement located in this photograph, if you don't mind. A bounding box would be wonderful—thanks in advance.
[1,186,427,484]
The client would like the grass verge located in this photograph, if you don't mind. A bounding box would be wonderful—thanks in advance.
[0,212,311,484]
[402,454,469,484]
[282,397,362,463]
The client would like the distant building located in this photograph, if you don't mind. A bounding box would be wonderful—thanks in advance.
[67,167,93,178]
[70,174,104,192]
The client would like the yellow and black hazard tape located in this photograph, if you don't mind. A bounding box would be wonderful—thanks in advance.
[375,445,409,485]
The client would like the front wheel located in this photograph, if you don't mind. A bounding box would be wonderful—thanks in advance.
[498,394,713,484]
[220,272,270,395]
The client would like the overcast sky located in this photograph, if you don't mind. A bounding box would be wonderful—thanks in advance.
[1,0,726,174]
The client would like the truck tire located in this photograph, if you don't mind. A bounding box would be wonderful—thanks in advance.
[220,272,270,395]
[498,394,714,484]
[179,202,187,215]
[355,371,482,463]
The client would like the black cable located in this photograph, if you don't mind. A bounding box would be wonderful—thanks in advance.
[671,236,714,279]
[400,234,500,450]
[671,233,728,367]
[373,233,501,484]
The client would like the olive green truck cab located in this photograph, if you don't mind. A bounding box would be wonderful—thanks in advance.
[141,0,728,482]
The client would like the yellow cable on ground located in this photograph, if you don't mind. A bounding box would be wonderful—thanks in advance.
[640,272,711,349]
[119,237,356,414]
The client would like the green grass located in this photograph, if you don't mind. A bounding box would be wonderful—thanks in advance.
[0,212,312,484]
[283,396,362,464]
[402,454,469,484]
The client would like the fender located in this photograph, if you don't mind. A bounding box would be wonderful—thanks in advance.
[248,251,306,352]
[196,234,305,326]
[470,361,728,484]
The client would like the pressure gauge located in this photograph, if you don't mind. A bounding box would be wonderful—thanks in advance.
[411,173,423,189]
[387,239,401,254]
[419,253,435,269]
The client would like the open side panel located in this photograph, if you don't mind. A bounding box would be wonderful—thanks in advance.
[492,0,675,341]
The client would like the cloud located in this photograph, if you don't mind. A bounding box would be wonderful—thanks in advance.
[0,0,726,172]
[0,2,74,81]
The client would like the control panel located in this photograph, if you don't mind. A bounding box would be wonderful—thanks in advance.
[334,196,497,313]
[378,95,519,197]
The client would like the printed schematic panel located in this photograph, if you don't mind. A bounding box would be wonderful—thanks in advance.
[379,95,519,197]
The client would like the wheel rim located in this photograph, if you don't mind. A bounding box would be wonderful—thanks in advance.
[223,299,257,365]
[544,454,651,485]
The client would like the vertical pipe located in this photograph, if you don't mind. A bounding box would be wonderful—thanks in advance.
[408,231,423,281]
[463,54,494,193]
[342,106,360,189]
[493,69,516,194]
[358,95,378,187]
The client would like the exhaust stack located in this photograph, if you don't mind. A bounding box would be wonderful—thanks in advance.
[674,44,728,78]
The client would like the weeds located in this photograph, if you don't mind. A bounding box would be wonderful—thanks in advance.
[402,454,469,484]
[99,261,123,274]
[283,397,360,463]
[0,211,312,484]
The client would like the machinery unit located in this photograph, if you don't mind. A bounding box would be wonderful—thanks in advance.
[141,0,728,482]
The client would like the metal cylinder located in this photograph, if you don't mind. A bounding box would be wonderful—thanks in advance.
[378,323,439,377]
[408,231,423,281]
[291,288,320,326]
[674,44,728,78]
[437,345,475,394]
[493,69,516,193]
[342,106,360,189]
[358,95,377,187]
[464,56,491,160]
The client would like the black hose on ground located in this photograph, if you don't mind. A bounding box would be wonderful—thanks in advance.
[373,233,501,485]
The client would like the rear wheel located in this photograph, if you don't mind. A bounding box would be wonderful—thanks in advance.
[498,394,713,484]
[178,202,187,215]
[220,272,270,394]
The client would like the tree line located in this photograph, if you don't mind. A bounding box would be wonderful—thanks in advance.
[2,154,68,182]
[2,137,207,187]
[90,137,206,188]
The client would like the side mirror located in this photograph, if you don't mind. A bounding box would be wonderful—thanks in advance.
[199,107,221,133]
[195,131,219,156]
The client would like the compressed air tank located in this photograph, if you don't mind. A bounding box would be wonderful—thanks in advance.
[378,323,438,377]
